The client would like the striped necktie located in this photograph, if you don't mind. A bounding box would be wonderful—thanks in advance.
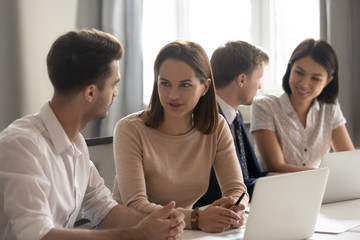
[232,114,249,179]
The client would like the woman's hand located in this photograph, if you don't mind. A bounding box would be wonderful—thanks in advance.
[229,203,246,228]
[197,197,241,233]
[218,196,246,228]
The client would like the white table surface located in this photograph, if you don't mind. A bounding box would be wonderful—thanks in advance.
[182,200,360,240]
[182,225,360,240]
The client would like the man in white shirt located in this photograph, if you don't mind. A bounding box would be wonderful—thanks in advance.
[0,28,185,240]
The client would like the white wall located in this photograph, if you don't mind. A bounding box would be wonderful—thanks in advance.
[18,0,77,116]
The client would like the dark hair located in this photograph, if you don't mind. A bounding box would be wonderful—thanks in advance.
[282,38,339,103]
[145,40,218,135]
[47,28,123,95]
[211,40,269,89]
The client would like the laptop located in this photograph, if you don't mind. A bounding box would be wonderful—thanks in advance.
[320,150,360,204]
[243,168,329,240]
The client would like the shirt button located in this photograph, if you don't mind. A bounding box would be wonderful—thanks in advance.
[304,148,307,152]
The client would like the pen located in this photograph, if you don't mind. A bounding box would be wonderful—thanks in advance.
[235,191,246,206]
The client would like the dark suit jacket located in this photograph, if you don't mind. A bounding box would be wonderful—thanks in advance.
[193,107,266,207]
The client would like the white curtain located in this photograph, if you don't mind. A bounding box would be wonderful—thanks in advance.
[77,0,144,138]
[0,0,22,131]
[1,0,358,147]
[320,0,360,148]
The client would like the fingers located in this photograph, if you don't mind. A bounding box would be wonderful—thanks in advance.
[168,211,185,228]
[211,197,236,207]
[164,203,185,238]
[167,200,176,209]
[136,201,185,240]
[207,198,247,231]
[199,205,243,233]
[229,204,246,228]
[218,208,241,224]
[151,201,176,219]
[168,219,185,240]
[231,211,245,228]
[230,203,246,212]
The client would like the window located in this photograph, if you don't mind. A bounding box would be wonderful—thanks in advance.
[142,0,320,105]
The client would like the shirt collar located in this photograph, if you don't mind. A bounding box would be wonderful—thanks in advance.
[217,95,237,124]
[279,92,320,114]
[39,102,72,154]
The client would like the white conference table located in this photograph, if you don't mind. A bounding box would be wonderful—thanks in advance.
[182,199,360,239]
[182,224,360,240]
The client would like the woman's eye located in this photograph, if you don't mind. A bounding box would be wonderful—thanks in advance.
[182,83,191,87]
[295,70,304,76]
[160,81,170,86]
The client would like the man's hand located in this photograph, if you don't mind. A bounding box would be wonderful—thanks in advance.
[136,201,185,240]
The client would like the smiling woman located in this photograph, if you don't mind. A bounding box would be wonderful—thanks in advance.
[288,56,333,120]
[250,39,355,173]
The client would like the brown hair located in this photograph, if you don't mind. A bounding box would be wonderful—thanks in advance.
[47,28,123,95]
[211,40,269,89]
[145,40,218,135]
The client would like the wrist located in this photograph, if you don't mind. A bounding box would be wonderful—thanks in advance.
[190,207,200,230]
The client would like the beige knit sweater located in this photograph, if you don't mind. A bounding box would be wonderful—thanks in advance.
[112,112,247,228]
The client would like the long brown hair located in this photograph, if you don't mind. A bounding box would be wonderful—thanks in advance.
[145,40,218,135]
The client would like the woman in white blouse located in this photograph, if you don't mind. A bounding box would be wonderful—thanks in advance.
[250,38,354,173]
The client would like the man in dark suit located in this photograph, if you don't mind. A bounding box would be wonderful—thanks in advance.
[194,41,270,207]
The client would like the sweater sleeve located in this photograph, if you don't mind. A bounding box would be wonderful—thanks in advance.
[112,116,194,228]
[112,117,163,213]
[213,117,249,206]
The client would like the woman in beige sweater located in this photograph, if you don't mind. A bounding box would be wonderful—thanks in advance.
[112,40,248,233]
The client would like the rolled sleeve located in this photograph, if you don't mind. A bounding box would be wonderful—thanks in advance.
[250,96,276,133]
[331,101,346,130]
[81,162,118,226]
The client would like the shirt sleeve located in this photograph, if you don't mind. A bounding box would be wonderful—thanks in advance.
[250,96,276,133]
[81,162,118,226]
[331,101,346,130]
[0,136,54,240]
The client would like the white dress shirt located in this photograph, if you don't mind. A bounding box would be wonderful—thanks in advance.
[0,103,117,240]
[217,96,237,125]
[250,93,346,170]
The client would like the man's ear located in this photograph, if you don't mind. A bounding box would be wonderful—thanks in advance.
[236,74,246,88]
[83,84,97,102]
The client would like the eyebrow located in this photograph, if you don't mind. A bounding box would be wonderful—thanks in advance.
[295,66,323,77]
[159,78,193,82]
